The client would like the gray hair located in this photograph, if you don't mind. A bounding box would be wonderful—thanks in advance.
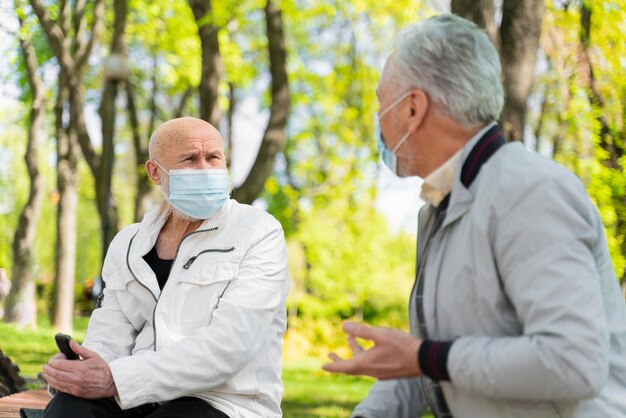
[393,13,504,127]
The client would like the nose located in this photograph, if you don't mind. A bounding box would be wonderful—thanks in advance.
[197,159,212,169]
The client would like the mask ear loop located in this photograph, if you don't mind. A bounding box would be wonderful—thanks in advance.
[378,91,412,119]
[152,160,170,175]
[151,160,171,202]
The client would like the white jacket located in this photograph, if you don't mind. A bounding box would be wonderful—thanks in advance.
[354,134,626,417]
[83,199,290,418]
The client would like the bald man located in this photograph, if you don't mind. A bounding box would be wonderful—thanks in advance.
[42,117,290,418]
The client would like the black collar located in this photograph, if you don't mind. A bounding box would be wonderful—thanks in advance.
[439,125,506,211]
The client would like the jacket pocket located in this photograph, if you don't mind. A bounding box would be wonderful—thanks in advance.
[181,247,237,270]
[176,260,239,332]
[178,258,239,286]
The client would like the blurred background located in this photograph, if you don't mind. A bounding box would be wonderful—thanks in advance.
[0,0,624,416]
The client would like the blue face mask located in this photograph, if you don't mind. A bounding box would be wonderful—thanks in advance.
[154,161,230,220]
[375,91,412,176]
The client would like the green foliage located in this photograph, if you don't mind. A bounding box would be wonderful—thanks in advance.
[536,2,626,279]
[261,1,428,356]
[127,0,201,91]
[292,202,414,319]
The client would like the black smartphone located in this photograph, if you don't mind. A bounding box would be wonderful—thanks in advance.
[54,333,79,360]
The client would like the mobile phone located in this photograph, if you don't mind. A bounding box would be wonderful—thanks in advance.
[54,333,79,360]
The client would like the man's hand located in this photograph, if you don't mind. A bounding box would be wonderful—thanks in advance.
[322,322,423,380]
[43,340,117,399]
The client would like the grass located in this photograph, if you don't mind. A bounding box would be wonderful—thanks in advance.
[281,358,375,417]
[1,317,89,380]
[1,318,376,417]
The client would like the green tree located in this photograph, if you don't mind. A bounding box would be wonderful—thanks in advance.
[3,2,46,328]
[534,1,626,293]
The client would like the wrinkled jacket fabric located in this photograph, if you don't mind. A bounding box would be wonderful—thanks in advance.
[83,199,290,418]
[354,134,626,418]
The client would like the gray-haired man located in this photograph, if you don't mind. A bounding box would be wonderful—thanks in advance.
[323,13,626,418]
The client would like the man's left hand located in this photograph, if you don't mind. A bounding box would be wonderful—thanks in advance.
[42,340,117,399]
[322,322,423,380]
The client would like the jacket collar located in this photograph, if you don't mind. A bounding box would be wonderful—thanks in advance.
[439,122,502,229]
[124,199,235,298]
[129,199,233,264]
[131,199,234,258]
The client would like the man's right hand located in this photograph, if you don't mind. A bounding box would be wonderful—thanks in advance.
[323,322,423,380]
[42,340,117,399]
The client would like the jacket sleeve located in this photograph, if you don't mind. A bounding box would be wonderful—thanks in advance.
[447,174,610,401]
[352,378,426,418]
[108,220,289,409]
[82,229,139,363]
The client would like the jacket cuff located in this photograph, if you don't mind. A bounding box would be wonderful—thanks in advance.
[418,340,453,381]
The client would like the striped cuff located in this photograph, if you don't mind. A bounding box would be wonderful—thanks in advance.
[418,340,453,381]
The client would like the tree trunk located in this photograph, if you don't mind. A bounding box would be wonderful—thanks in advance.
[30,0,104,330]
[126,79,154,222]
[98,0,128,256]
[31,0,110,260]
[3,19,45,328]
[99,80,120,257]
[499,0,544,142]
[233,0,289,204]
[577,3,625,289]
[226,82,236,169]
[51,79,79,334]
[188,0,223,128]
[174,86,194,119]
[576,3,622,167]
[126,54,159,222]
[450,0,544,143]
[450,0,499,48]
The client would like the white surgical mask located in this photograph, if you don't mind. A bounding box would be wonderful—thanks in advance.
[375,91,412,176]
[153,160,230,220]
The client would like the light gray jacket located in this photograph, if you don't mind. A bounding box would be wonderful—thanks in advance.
[354,137,626,418]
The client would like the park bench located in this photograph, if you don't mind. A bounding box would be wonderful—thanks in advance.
[0,349,48,418]
[0,389,48,418]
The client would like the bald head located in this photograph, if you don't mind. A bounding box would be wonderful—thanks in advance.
[148,117,222,161]
[145,117,227,188]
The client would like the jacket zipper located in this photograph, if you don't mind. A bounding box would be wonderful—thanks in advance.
[126,232,159,351]
[182,247,235,269]
[126,226,219,351]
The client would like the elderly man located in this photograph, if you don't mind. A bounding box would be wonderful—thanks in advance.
[323,14,626,418]
[43,117,290,418]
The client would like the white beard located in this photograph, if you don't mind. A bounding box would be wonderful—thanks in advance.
[159,176,203,222]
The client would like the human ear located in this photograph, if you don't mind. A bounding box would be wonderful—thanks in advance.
[145,160,162,185]
[407,90,429,132]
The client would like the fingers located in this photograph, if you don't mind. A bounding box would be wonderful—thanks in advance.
[348,335,364,355]
[70,340,95,359]
[322,353,360,375]
[42,363,80,393]
[327,352,342,362]
[343,322,384,343]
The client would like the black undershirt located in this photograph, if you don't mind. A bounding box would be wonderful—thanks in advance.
[142,245,173,290]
